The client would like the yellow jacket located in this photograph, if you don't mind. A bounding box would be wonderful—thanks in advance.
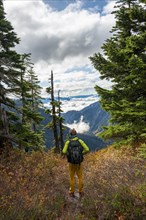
[62,136,89,154]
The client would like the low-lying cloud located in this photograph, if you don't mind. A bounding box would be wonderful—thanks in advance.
[65,115,90,133]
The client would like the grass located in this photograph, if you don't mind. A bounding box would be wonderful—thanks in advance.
[0,145,146,219]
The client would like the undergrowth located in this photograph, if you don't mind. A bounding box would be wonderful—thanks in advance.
[0,145,146,219]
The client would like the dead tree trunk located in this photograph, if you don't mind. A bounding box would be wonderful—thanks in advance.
[58,90,64,153]
[51,70,59,153]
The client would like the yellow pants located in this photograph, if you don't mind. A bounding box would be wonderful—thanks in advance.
[69,163,83,193]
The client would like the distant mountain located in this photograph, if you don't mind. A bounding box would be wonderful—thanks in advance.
[13,100,110,151]
[41,101,110,151]
[63,102,110,133]
[77,133,108,151]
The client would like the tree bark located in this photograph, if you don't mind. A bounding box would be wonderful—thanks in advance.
[58,90,64,153]
[51,70,59,153]
[0,106,12,152]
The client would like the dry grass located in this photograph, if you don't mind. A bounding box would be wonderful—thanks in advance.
[0,146,146,219]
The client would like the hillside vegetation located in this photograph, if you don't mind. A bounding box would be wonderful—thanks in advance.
[0,146,146,220]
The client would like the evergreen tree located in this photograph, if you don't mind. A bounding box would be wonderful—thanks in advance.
[15,54,45,150]
[0,1,44,151]
[0,0,23,148]
[27,67,43,132]
[90,0,146,145]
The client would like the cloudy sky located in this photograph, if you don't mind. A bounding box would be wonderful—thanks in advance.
[4,0,116,112]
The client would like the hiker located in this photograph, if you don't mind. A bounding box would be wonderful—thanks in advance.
[62,128,89,198]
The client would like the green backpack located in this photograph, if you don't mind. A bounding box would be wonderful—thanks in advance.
[67,140,83,164]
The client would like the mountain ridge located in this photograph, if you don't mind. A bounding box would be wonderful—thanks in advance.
[43,101,110,150]
[63,101,110,133]
[13,100,110,150]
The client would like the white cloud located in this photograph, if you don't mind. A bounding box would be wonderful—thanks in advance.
[65,115,90,133]
[64,0,83,12]
[102,1,116,15]
[43,94,99,113]
[3,0,115,111]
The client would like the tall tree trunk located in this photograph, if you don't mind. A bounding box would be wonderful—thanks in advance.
[0,105,12,152]
[30,73,36,132]
[21,71,25,124]
[51,70,59,153]
[58,90,64,153]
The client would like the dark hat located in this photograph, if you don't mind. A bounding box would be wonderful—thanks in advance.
[69,128,77,135]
